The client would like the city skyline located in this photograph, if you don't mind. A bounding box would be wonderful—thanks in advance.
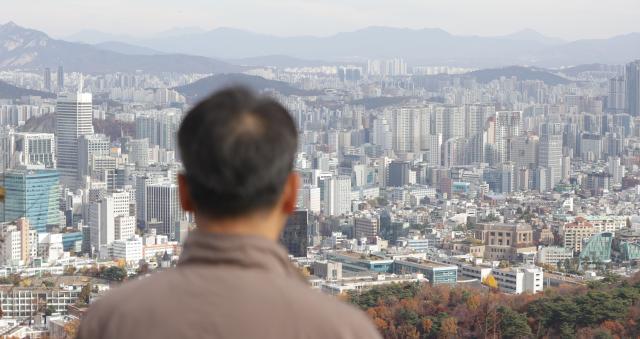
[1,0,639,41]
[2,2,640,337]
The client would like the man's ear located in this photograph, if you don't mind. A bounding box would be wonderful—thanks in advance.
[177,174,195,212]
[281,172,300,214]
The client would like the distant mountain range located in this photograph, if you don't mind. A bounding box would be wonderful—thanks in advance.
[0,22,241,73]
[63,25,640,68]
[94,41,163,55]
[0,79,54,99]
[174,73,319,103]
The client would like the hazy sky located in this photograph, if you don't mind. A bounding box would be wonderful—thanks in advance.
[2,0,638,40]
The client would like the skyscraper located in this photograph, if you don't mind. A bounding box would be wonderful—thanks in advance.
[56,93,94,187]
[3,168,60,233]
[57,65,64,91]
[43,68,52,92]
[625,60,640,116]
[608,76,625,113]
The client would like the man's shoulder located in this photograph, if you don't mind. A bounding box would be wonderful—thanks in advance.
[284,283,379,332]
[90,270,179,313]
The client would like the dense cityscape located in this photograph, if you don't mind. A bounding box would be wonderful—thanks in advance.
[1,11,640,338]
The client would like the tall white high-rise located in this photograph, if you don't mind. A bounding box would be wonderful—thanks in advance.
[56,92,94,187]
[322,175,351,216]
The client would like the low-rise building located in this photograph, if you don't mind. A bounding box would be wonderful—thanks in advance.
[392,258,457,285]
[536,246,574,266]
[492,266,543,294]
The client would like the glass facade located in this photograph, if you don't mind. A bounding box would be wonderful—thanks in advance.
[621,242,640,261]
[3,169,60,233]
[579,232,613,263]
[61,232,83,251]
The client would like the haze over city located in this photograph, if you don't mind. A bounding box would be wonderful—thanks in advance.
[2,0,639,40]
[2,0,640,338]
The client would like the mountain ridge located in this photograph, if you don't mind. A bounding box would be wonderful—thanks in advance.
[61,25,640,67]
[0,22,242,74]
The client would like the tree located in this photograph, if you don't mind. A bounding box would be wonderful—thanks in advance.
[559,322,575,338]
[63,266,76,276]
[466,294,481,311]
[421,318,433,334]
[45,305,56,316]
[78,283,91,305]
[498,306,532,339]
[439,317,458,338]
[397,324,419,339]
[101,266,127,282]
[63,318,80,339]
[483,274,499,290]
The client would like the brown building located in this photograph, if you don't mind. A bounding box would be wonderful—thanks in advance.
[474,222,533,247]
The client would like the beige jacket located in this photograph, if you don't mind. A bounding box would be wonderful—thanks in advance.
[77,231,382,339]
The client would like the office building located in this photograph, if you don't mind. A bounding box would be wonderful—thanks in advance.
[56,92,94,187]
[13,132,56,168]
[146,181,183,239]
[3,168,60,233]
[354,215,379,239]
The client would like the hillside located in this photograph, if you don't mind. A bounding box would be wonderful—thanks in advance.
[466,66,571,85]
[20,113,133,141]
[352,274,640,338]
[174,73,317,103]
[0,80,54,99]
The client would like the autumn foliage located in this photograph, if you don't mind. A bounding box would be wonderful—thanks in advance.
[349,273,640,338]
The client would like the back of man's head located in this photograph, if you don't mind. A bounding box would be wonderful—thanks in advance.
[178,87,298,219]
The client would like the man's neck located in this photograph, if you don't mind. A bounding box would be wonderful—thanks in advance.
[195,212,284,241]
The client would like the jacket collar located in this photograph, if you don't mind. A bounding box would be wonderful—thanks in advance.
[178,230,306,281]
